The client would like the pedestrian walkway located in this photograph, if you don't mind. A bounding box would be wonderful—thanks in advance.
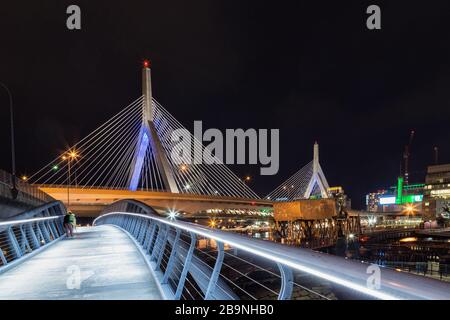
[0,225,163,299]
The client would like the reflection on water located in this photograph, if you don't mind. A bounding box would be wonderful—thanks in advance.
[326,235,450,282]
[399,237,418,242]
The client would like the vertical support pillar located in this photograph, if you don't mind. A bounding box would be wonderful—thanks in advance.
[304,142,329,199]
[205,241,224,300]
[128,62,180,193]
[175,232,196,300]
[313,141,319,175]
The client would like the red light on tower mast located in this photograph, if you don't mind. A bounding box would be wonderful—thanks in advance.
[143,59,150,68]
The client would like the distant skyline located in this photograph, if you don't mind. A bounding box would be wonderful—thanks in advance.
[1,1,450,208]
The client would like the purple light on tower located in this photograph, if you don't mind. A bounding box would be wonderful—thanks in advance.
[129,130,149,191]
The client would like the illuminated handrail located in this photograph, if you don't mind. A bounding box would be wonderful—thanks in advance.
[94,200,450,300]
[0,202,66,273]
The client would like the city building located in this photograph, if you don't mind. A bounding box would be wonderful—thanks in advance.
[423,163,450,219]
[366,177,425,214]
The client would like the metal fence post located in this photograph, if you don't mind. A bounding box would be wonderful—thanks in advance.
[175,231,196,300]
[0,247,7,265]
[55,217,65,235]
[26,223,40,250]
[7,227,22,258]
[150,224,164,259]
[36,222,46,245]
[138,220,149,244]
[130,218,138,236]
[134,219,143,239]
[49,220,59,238]
[19,224,32,253]
[205,241,224,300]
[277,263,294,300]
[144,222,157,251]
[40,221,51,243]
[162,229,181,284]
[46,221,57,239]
[128,216,135,231]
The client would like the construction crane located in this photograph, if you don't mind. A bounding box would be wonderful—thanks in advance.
[402,130,415,184]
[434,146,439,165]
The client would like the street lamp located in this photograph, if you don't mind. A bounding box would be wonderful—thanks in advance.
[0,82,17,199]
[63,149,79,208]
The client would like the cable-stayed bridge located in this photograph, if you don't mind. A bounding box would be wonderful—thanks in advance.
[266,142,330,202]
[1,63,450,300]
[28,63,271,218]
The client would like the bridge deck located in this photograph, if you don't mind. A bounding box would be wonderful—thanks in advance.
[0,225,162,300]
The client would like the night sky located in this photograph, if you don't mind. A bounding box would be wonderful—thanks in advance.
[1,1,450,208]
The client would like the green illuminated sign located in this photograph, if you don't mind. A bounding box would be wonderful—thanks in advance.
[396,177,404,204]
[401,194,423,203]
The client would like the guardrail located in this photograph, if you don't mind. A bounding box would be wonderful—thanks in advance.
[0,169,55,205]
[94,200,450,300]
[0,202,66,272]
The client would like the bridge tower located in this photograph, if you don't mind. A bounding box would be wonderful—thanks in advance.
[303,142,330,199]
[127,61,179,192]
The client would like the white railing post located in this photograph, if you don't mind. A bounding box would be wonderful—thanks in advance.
[162,229,181,284]
[155,226,170,270]
[175,231,196,300]
[277,262,294,300]
[205,241,224,300]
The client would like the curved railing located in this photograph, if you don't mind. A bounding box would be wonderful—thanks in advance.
[0,202,66,273]
[94,200,450,300]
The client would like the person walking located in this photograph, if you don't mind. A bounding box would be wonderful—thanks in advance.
[64,211,76,238]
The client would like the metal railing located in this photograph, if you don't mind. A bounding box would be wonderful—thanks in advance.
[94,200,450,300]
[0,202,66,272]
[0,169,55,205]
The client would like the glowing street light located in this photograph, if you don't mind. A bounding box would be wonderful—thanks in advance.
[62,149,80,209]
[403,203,416,215]
[21,175,28,182]
[68,150,78,159]
[167,210,178,220]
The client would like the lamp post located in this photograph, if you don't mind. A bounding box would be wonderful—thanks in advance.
[63,150,78,209]
[0,82,17,199]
